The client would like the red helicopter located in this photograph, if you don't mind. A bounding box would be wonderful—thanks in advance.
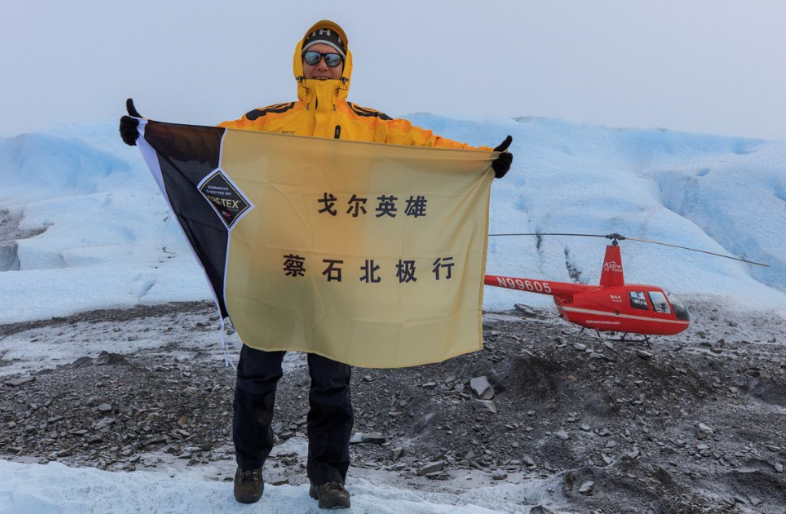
[484,233,767,340]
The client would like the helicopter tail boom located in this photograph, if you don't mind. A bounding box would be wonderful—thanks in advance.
[484,274,595,297]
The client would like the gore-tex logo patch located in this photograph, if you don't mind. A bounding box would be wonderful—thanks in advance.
[198,171,251,229]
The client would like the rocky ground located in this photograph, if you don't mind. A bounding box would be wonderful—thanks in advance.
[1,300,785,513]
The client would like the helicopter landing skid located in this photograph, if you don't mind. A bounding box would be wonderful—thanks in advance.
[578,327,605,340]
[606,332,651,345]
[579,328,652,345]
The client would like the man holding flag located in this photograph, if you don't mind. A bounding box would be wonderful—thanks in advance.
[121,19,512,510]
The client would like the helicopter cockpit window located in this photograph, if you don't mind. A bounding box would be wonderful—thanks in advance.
[648,291,671,314]
[664,289,690,321]
[629,291,649,310]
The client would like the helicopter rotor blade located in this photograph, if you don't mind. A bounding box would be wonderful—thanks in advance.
[489,232,609,239]
[488,232,769,267]
[621,236,769,267]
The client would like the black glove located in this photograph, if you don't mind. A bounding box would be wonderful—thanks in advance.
[491,135,513,179]
[119,98,142,146]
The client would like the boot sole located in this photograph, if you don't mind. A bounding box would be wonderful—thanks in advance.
[309,485,350,509]
[234,495,262,504]
[234,481,263,503]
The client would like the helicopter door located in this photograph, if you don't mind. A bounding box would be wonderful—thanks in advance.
[629,291,649,310]
[647,291,671,314]
[664,289,690,321]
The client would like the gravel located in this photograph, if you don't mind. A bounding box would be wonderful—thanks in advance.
[1,299,786,513]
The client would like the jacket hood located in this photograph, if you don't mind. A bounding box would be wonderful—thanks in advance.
[293,20,352,106]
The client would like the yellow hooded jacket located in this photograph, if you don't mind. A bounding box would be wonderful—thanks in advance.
[219,20,491,151]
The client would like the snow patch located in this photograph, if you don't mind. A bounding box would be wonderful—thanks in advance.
[1,116,785,323]
[0,459,552,514]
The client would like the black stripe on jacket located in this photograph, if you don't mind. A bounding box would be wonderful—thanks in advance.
[245,102,296,121]
[347,102,392,121]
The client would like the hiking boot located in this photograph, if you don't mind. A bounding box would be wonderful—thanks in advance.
[309,481,351,509]
[233,466,263,504]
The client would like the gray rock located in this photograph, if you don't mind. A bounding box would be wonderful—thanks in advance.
[578,480,595,495]
[491,469,508,480]
[696,423,714,440]
[522,454,536,467]
[417,461,446,476]
[5,376,35,387]
[774,462,784,473]
[421,382,437,389]
[349,432,387,445]
[695,444,711,457]
[470,376,494,400]
[573,343,587,351]
[555,430,569,441]
[529,507,556,514]
[86,396,107,407]
[514,304,537,317]
[94,418,115,431]
[425,471,450,481]
[95,351,130,366]
[637,350,653,360]
[390,447,404,461]
[472,400,497,414]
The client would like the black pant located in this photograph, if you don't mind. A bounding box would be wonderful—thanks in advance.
[233,345,354,485]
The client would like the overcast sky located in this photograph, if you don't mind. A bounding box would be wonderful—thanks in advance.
[2,0,785,140]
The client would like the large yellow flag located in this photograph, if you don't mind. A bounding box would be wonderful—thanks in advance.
[138,120,495,368]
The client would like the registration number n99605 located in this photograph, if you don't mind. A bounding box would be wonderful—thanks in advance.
[496,277,552,294]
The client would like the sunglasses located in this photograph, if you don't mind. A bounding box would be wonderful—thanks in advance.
[303,51,343,68]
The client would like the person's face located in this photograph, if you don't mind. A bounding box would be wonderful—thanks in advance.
[302,43,344,80]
